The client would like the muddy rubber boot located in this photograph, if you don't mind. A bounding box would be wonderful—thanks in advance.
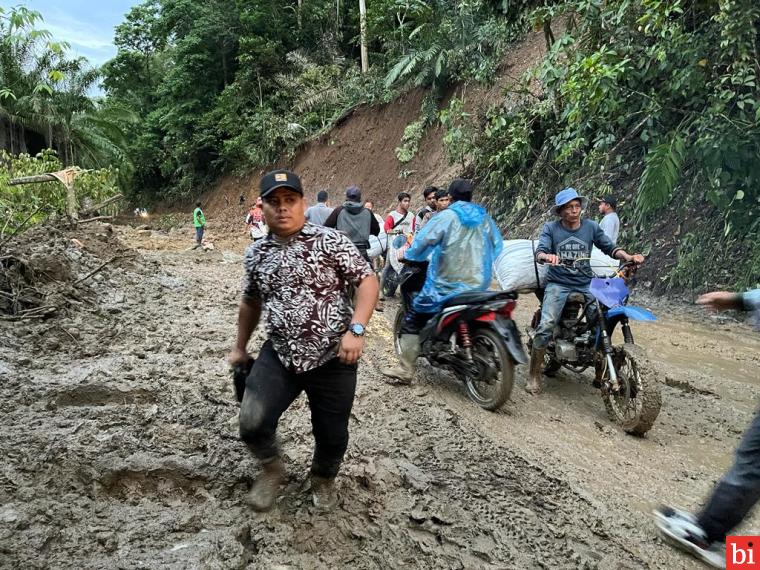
[246,458,285,512]
[381,334,419,385]
[525,346,545,395]
[310,475,338,511]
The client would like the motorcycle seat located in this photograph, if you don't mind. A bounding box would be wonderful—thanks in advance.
[442,290,517,308]
[567,292,586,303]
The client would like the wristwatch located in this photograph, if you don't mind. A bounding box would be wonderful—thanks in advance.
[348,323,366,337]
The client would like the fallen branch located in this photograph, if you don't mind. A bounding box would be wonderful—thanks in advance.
[77,216,114,225]
[55,324,81,345]
[0,305,58,320]
[74,254,136,285]
[79,194,123,216]
[8,174,58,185]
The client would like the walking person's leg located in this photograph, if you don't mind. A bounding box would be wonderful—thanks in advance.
[239,341,303,511]
[655,409,760,568]
[301,358,358,509]
[699,409,760,540]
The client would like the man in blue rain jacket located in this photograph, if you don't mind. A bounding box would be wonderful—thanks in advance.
[381,179,503,384]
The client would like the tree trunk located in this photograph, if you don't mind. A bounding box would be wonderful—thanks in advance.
[221,41,229,86]
[0,118,7,152]
[19,124,27,154]
[543,20,555,50]
[359,0,368,73]
[46,122,53,149]
[297,0,303,30]
[65,182,78,220]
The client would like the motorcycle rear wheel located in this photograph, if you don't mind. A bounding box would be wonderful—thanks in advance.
[462,327,514,411]
[601,343,661,435]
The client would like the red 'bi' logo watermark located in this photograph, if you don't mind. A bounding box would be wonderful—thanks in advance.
[727,536,760,569]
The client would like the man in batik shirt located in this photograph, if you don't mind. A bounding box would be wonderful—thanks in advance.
[228,169,378,512]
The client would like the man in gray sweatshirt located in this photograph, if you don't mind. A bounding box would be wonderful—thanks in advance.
[324,186,380,261]
[528,188,644,394]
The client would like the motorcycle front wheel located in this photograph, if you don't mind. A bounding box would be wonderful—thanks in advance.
[381,266,399,298]
[601,343,661,435]
[392,308,404,354]
[462,327,515,411]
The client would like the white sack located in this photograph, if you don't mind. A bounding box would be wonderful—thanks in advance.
[368,232,387,259]
[493,239,547,292]
[590,247,619,277]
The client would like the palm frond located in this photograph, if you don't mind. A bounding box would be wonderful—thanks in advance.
[636,132,686,220]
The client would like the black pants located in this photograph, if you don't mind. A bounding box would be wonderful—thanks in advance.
[697,408,760,542]
[399,264,434,335]
[238,341,358,478]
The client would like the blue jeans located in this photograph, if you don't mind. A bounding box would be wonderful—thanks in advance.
[533,282,594,349]
[195,226,204,244]
[698,408,760,542]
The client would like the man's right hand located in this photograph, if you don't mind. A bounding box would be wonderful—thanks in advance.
[228,348,250,366]
[540,253,560,266]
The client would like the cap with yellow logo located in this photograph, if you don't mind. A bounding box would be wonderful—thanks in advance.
[259,169,304,198]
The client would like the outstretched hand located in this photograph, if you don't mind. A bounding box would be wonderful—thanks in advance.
[696,291,742,312]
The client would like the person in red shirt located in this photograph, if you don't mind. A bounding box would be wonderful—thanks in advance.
[245,198,267,241]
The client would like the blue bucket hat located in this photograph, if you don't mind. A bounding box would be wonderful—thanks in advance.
[550,187,588,216]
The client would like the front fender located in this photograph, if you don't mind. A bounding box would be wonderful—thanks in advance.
[606,305,657,322]
[492,316,529,365]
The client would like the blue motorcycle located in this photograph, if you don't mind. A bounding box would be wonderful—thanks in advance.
[528,261,661,435]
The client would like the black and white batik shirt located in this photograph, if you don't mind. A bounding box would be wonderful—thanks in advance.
[243,223,373,373]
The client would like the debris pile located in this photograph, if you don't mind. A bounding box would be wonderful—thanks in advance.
[0,223,137,320]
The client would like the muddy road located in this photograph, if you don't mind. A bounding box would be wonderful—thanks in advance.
[2,225,759,569]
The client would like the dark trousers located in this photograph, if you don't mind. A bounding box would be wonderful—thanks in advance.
[238,341,358,478]
[698,408,760,542]
[195,226,204,244]
[399,267,434,335]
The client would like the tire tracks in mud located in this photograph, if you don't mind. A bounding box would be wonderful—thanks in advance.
[1,232,756,569]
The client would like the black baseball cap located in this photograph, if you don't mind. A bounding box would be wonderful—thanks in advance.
[600,194,617,208]
[259,169,304,198]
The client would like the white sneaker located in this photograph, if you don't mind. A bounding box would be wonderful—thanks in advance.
[654,506,726,569]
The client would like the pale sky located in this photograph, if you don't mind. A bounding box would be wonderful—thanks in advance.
[4,0,140,67]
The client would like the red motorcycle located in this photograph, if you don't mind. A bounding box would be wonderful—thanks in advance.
[392,262,528,410]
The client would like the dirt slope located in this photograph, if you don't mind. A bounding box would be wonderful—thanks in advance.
[201,28,549,228]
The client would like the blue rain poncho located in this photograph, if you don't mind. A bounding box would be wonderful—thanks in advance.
[404,201,504,313]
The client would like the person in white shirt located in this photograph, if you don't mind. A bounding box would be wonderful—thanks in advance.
[598,195,620,244]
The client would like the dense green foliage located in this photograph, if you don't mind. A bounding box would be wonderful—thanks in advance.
[438,0,760,288]
[3,1,759,289]
[101,0,523,200]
